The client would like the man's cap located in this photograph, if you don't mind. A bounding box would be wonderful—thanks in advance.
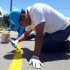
[9,9,23,30]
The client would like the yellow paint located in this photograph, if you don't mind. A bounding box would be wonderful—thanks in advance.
[15,44,22,53]
[9,44,22,70]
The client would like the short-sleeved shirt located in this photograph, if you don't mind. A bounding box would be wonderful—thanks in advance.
[25,3,70,34]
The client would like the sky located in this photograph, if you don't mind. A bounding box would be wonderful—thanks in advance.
[0,0,70,17]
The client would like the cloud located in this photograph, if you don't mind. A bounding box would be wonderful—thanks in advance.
[0,7,3,13]
[66,17,70,21]
[0,7,7,16]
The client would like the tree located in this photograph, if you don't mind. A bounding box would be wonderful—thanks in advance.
[2,14,10,27]
[0,11,2,15]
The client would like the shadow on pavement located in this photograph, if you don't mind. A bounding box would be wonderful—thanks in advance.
[40,52,70,63]
[3,48,33,61]
[4,48,70,63]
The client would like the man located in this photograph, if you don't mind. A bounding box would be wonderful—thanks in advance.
[3,9,35,39]
[12,3,70,69]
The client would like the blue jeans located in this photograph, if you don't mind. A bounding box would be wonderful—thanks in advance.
[41,25,70,53]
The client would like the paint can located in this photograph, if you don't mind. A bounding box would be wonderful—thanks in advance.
[1,31,10,44]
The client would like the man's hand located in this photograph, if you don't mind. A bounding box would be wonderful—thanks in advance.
[29,55,43,69]
[10,40,18,46]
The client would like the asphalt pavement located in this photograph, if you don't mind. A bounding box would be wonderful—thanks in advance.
[0,31,70,70]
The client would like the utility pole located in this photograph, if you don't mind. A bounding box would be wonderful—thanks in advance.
[10,0,12,12]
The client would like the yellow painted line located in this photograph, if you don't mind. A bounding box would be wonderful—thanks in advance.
[9,44,23,70]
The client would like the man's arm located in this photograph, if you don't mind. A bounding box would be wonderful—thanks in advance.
[17,31,31,42]
[34,22,45,56]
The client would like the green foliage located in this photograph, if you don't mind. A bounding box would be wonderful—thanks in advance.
[3,14,10,27]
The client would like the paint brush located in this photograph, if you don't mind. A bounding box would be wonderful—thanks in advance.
[10,40,22,53]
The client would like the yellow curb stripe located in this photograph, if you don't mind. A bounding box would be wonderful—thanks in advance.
[9,44,22,70]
